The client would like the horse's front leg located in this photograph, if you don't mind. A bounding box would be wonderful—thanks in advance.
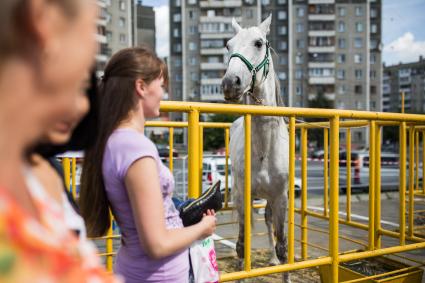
[265,201,280,265]
[272,192,291,283]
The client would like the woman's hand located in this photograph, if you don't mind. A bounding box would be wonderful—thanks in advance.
[198,209,216,239]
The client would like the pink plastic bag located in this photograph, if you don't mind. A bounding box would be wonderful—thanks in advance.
[190,236,219,283]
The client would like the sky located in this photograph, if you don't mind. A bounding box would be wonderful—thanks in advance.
[142,0,425,65]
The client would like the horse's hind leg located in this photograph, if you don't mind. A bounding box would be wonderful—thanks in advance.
[265,201,280,265]
[272,193,291,283]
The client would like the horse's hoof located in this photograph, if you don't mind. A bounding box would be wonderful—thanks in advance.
[269,256,280,266]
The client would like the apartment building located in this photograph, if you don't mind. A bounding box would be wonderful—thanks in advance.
[383,56,425,113]
[169,0,381,145]
[134,3,156,50]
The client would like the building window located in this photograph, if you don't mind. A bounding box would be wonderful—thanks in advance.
[279,56,287,65]
[278,11,287,20]
[371,24,378,33]
[371,85,377,94]
[296,85,302,96]
[371,54,377,64]
[337,69,345,80]
[338,85,346,94]
[189,42,197,51]
[190,72,198,81]
[173,13,181,22]
[119,33,126,44]
[296,39,305,48]
[355,85,362,95]
[356,101,362,110]
[296,23,304,33]
[246,9,254,18]
[278,72,286,80]
[338,38,346,49]
[338,7,346,16]
[261,0,270,5]
[189,57,197,65]
[277,0,286,4]
[370,70,377,79]
[278,41,287,50]
[295,54,303,64]
[354,54,362,63]
[118,17,125,28]
[337,54,346,63]
[189,25,198,35]
[174,43,182,52]
[297,8,305,17]
[355,22,363,32]
[278,26,287,35]
[295,69,303,79]
[174,58,182,67]
[119,0,126,10]
[355,69,363,79]
[338,21,345,32]
[188,0,197,4]
[371,101,376,109]
[355,6,363,16]
[337,101,345,109]
[371,8,378,18]
[175,0,181,6]
[173,28,180,37]
[354,38,363,48]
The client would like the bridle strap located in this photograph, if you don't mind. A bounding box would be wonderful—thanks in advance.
[228,41,270,105]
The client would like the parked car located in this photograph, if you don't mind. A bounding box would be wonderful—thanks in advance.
[338,150,421,193]
[202,156,232,197]
[157,144,179,159]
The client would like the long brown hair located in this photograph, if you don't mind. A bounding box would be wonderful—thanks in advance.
[79,47,168,237]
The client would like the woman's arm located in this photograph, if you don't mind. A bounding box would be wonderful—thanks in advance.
[125,157,216,259]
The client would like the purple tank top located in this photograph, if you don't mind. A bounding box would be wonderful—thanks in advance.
[102,128,188,283]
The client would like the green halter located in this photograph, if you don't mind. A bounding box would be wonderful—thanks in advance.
[228,41,270,104]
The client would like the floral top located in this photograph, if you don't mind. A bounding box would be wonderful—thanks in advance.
[0,182,122,283]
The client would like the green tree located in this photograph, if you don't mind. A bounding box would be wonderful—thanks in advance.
[306,91,333,148]
[204,113,238,150]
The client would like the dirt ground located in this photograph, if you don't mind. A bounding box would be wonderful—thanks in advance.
[218,249,321,283]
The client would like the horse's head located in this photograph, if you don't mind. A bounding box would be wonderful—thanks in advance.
[222,14,272,103]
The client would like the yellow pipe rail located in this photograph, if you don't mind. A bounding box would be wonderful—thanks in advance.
[168,127,174,172]
[346,129,352,222]
[374,125,382,249]
[368,121,376,251]
[408,127,415,238]
[301,128,308,260]
[224,128,230,208]
[62,157,70,191]
[329,116,340,283]
[243,114,252,271]
[324,128,329,217]
[188,109,200,198]
[288,117,296,264]
[399,122,407,245]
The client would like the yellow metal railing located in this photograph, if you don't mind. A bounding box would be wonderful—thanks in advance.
[60,101,425,282]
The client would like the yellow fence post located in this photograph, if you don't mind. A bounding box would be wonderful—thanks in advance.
[301,128,308,260]
[408,127,415,238]
[199,125,204,196]
[169,127,174,172]
[375,125,382,249]
[106,213,114,271]
[329,116,340,283]
[62,157,71,191]
[288,117,296,264]
[71,157,77,199]
[224,128,230,208]
[324,128,329,217]
[415,131,419,192]
[188,109,200,199]
[369,121,376,251]
[423,131,425,194]
[399,122,406,245]
[244,114,252,272]
[346,129,351,222]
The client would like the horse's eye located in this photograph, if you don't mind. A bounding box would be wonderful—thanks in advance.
[255,40,263,48]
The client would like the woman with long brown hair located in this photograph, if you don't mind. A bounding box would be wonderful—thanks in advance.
[0,0,120,281]
[79,47,216,283]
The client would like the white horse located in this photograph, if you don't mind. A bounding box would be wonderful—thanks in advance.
[222,15,291,282]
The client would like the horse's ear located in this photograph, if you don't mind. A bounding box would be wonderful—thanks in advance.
[232,18,242,33]
[259,14,272,35]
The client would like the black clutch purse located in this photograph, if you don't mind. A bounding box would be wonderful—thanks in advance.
[179,180,223,227]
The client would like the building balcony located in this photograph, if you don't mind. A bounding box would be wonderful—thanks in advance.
[201,33,234,39]
[308,0,335,3]
[95,34,107,44]
[308,62,335,69]
[201,78,223,85]
[95,54,108,63]
[308,30,335,37]
[200,48,227,55]
[201,93,225,102]
[308,46,335,53]
[200,0,242,8]
[308,14,335,21]
[201,62,227,70]
[308,93,335,100]
[96,18,108,27]
[382,96,390,102]
[309,77,335,84]
[200,16,241,23]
